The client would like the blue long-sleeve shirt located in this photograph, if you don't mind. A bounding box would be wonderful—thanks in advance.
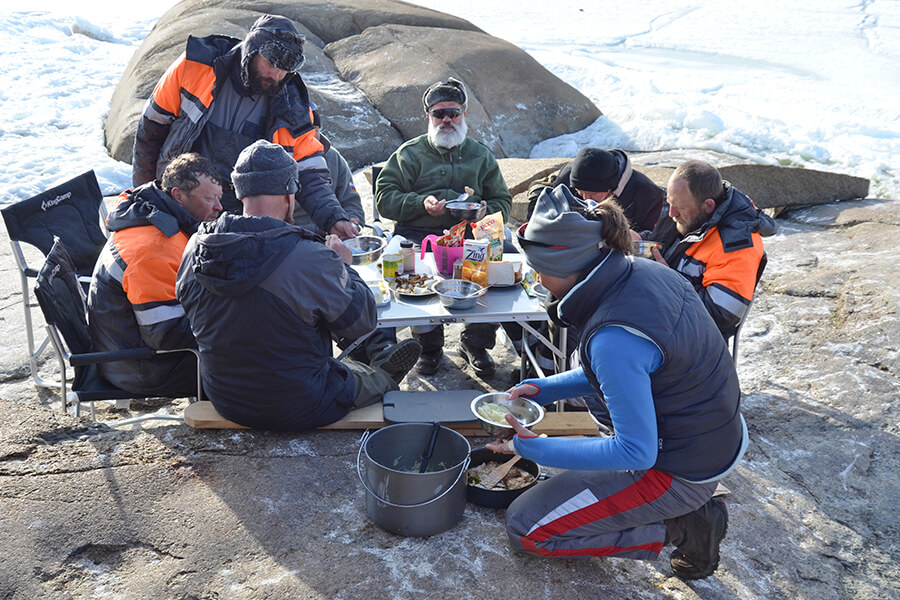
[513,325,663,471]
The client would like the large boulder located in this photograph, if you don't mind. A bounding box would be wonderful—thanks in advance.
[104,0,601,172]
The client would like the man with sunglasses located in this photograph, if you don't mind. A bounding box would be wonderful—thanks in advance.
[132,14,357,240]
[375,78,514,376]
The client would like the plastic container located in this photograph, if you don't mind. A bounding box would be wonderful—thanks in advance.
[400,240,415,273]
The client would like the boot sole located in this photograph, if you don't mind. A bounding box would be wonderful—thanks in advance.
[371,340,422,383]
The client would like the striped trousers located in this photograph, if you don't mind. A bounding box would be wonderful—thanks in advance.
[506,468,717,560]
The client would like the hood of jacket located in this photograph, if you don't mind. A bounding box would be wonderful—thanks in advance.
[187,213,318,298]
[680,182,778,252]
[107,182,199,238]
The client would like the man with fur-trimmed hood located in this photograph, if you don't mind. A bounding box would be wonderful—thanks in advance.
[132,14,357,239]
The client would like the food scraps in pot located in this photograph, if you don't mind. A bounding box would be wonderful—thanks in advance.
[467,462,535,490]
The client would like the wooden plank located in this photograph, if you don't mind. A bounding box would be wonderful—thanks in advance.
[184,401,599,437]
[183,401,386,430]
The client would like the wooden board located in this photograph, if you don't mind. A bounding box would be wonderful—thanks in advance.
[183,401,600,437]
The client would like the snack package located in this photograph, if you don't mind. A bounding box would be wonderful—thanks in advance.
[461,239,490,286]
[438,220,468,248]
[472,211,504,261]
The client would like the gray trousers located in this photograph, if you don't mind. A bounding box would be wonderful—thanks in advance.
[344,358,398,408]
[505,468,717,560]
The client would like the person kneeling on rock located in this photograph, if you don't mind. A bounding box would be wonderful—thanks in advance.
[488,186,747,580]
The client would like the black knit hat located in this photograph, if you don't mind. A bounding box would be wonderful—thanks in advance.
[231,140,299,199]
[422,78,467,110]
[569,148,619,193]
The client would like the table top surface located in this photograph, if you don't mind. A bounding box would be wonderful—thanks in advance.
[353,253,547,327]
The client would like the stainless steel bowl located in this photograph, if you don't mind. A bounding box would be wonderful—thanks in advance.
[431,279,486,310]
[346,235,386,265]
[470,392,545,436]
[445,201,482,221]
[632,239,663,259]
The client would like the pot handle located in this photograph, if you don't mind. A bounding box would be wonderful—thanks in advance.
[356,440,471,509]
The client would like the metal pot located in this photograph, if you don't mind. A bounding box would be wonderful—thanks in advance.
[357,423,471,537]
[346,235,386,265]
[432,278,486,310]
[466,447,541,508]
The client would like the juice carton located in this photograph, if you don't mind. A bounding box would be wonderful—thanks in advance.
[461,239,490,286]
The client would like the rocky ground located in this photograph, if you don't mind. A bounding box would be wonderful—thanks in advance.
[1,170,897,599]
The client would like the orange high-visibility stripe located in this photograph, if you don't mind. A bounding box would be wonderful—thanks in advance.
[684,227,764,301]
[112,226,189,305]
[272,127,323,161]
[151,54,216,117]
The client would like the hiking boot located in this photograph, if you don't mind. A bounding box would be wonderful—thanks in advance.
[415,350,443,376]
[370,339,422,383]
[665,497,728,580]
[459,340,495,376]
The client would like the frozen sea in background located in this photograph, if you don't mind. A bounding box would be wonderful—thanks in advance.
[1,0,898,205]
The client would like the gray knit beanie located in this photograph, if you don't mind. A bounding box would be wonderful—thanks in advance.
[231,140,299,199]
[422,78,467,110]
[519,185,607,278]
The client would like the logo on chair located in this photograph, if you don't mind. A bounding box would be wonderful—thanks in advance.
[49,263,61,282]
[41,191,72,211]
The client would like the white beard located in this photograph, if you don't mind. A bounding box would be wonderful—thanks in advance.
[428,116,468,149]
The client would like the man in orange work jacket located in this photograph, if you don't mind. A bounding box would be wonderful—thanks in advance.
[640,160,777,340]
[87,153,223,397]
[132,14,356,239]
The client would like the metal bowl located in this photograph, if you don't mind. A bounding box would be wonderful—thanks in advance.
[632,239,663,259]
[445,201,482,221]
[470,392,544,436]
[466,447,541,508]
[346,235,386,265]
[431,278,486,310]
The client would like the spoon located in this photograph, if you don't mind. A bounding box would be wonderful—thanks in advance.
[480,454,522,489]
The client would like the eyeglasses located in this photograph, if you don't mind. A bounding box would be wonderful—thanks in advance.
[258,26,305,47]
[429,108,462,120]
[516,222,569,249]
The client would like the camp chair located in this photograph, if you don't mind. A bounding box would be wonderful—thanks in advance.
[1,170,109,388]
[33,238,201,426]
[729,255,768,362]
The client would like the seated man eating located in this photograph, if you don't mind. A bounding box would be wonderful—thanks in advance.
[176,140,420,430]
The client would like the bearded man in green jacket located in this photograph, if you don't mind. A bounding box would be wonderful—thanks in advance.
[375,78,513,376]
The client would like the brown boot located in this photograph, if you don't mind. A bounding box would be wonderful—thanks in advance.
[664,497,728,580]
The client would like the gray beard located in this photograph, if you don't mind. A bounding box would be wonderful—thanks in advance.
[428,117,468,149]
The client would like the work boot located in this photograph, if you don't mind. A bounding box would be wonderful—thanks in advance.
[459,340,495,376]
[415,350,443,376]
[370,339,422,383]
[664,497,729,580]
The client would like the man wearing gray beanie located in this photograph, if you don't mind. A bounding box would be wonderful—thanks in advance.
[133,14,357,241]
[175,140,421,431]
[491,186,745,581]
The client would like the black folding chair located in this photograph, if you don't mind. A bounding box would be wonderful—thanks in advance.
[1,171,109,388]
[33,239,201,425]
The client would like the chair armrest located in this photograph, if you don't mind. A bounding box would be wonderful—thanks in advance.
[69,347,157,367]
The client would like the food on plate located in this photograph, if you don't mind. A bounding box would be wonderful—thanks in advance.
[392,273,436,295]
[487,260,523,286]
[467,461,535,490]
[476,401,532,426]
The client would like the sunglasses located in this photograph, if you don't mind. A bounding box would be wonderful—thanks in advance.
[429,108,462,120]
[516,222,569,249]
[259,26,305,47]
